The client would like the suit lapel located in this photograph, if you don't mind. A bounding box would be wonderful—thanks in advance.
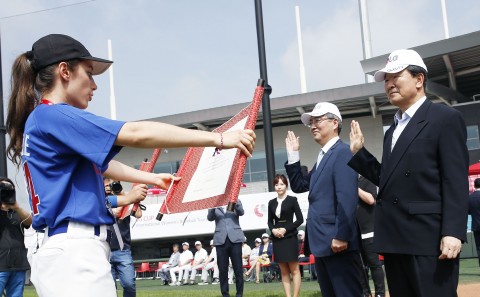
[379,100,431,190]
[271,199,279,217]
[309,139,341,191]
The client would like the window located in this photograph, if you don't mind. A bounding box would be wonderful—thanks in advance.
[242,149,287,183]
[467,125,480,150]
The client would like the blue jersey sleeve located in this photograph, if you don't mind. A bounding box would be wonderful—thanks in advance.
[34,104,125,172]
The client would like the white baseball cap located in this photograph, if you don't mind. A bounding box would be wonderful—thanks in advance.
[374,49,427,82]
[298,230,305,235]
[301,102,342,126]
[195,241,202,246]
[255,238,261,243]
[182,242,189,247]
[261,233,269,238]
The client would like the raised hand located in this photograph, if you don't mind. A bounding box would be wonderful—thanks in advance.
[285,131,300,152]
[349,120,364,154]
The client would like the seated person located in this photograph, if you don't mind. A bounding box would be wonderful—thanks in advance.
[169,242,193,286]
[244,238,261,282]
[297,230,316,280]
[241,238,251,267]
[244,233,273,283]
[157,244,180,285]
[198,240,219,285]
[185,241,208,285]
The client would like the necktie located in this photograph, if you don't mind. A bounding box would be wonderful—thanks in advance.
[316,149,324,169]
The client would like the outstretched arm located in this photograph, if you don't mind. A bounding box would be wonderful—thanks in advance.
[115,121,256,157]
[105,160,180,190]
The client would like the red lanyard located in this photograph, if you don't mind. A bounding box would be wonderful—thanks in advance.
[40,99,54,105]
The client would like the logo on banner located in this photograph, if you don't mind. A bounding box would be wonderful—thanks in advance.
[254,204,267,217]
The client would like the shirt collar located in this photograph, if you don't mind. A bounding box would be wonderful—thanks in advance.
[394,96,426,125]
[321,136,339,154]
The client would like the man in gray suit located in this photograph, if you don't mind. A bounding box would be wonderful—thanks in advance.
[157,243,180,285]
[207,199,245,297]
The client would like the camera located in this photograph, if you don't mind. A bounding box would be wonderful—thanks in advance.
[109,181,123,195]
[0,182,16,205]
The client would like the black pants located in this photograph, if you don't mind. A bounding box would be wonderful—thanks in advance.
[216,237,243,297]
[360,239,385,296]
[314,251,363,297]
[473,231,480,267]
[383,253,459,297]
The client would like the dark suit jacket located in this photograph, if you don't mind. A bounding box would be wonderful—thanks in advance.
[348,99,469,256]
[469,190,480,231]
[258,242,273,259]
[267,195,304,241]
[285,139,359,257]
[207,200,245,246]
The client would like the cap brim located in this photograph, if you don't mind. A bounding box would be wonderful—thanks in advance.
[373,64,408,82]
[301,111,329,125]
[80,56,113,75]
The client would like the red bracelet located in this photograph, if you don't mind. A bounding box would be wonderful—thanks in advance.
[213,132,223,156]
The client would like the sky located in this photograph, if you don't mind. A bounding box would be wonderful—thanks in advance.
[2,0,480,122]
[1,0,480,208]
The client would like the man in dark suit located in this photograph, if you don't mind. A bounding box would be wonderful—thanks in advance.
[207,199,245,297]
[349,49,469,297]
[468,178,480,267]
[285,102,363,297]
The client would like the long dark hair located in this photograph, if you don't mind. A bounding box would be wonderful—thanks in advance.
[6,55,78,167]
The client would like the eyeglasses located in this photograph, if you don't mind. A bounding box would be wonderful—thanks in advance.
[307,117,333,128]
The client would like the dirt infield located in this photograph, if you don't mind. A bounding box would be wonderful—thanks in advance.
[458,283,480,297]
[383,283,480,297]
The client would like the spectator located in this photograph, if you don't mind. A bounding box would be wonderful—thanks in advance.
[297,230,316,280]
[169,242,193,286]
[245,233,273,283]
[0,177,32,297]
[104,178,147,297]
[198,240,219,285]
[357,175,385,297]
[157,244,180,285]
[186,241,208,285]
[244,238,261,282]
[468,178,480,267]
[242,238,251,267]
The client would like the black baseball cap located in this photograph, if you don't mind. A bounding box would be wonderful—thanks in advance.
[27,34,113,75]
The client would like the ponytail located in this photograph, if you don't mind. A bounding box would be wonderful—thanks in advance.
[6,53,37,167]
[6,53,78,167]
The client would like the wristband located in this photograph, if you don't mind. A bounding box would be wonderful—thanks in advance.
[107,195,118,208]
[213,132,223,156]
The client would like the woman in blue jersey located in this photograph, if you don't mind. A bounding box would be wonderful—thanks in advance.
[5,34,255,297]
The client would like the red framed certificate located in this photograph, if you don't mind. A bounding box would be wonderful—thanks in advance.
[157,79,265,217]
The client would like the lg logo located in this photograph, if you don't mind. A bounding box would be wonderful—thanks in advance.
[388,55,398,62]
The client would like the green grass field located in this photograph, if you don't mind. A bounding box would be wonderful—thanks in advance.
[23,258,480,297]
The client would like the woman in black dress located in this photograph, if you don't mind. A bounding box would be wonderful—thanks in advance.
[268,174,304,297]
